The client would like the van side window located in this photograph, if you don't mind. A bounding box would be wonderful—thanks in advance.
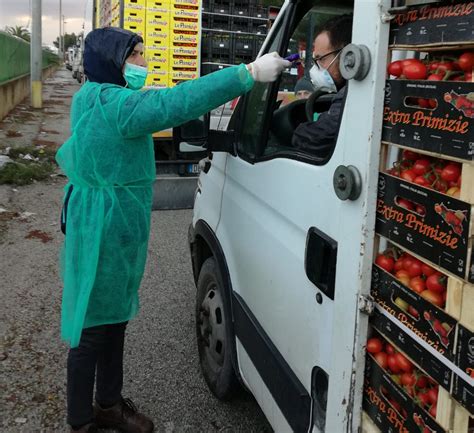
[237,6,352,164]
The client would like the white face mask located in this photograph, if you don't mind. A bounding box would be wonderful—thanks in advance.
[309,52,340,93]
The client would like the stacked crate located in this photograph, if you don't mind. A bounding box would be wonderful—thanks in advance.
[200,0,268,76]
[363,2,474,433]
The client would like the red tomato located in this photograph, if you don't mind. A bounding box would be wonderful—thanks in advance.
[403,61,428,80]
[394,259,405,272]
[387,354,402,373]
[428,98,437,109]
[417,98,430,108]
[401,169,417,183]
[409,276,426,294]
[426,273,446,293]
[441,163,461,183]
[415,204,426,217]
[408,305,420,319]
[458,52,474,72]
[374,352,388,369]
[420,290,445,308]
[388,60,403,77]
[395,353,414,373]
[375,253,395,273]
[385,343,396,355]
[427,73,444,81]
[401,372,416,387]
[402,150,420,161]
[397,197,414,211]
[407,259,423,277]
[433,178,448,193]
[417,391,431,408]
[396,269,410,280]
[367,337,383,354]
[437,62,454,73]
[427,387,438,405]
[412,159,431,175]
[464,72,472,82]
[421,263,436,277]
[416,375,429,389]
[402,256,415,271]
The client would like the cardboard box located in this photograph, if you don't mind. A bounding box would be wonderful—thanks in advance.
[169,56,199,69]
[124,10,146,25]
[169,45,199,57]
[382,79,474,161]
[170,5,200,19]
[389,2,474,48]
[123,23,145,37]
[170,69,198,81]
[171,0,200,8]
[170,31,199,45]
[452,324,474,414]
[371,309,453,391]
[371,264,458,360]
[145,74,168,88]
[145,48,168,64]
[147,0,169,6]
[146,11,171,27]
[146,29,170,44]
[364,355,447,432]
[375,172,473,283]
[148,61,168,75]
[124,0,146,6]
[171,17,199,31]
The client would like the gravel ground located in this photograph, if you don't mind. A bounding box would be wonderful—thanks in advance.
[0,68,271,433]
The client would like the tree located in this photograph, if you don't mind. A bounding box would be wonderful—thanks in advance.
[53,33,77,49]
[5,25,31,42]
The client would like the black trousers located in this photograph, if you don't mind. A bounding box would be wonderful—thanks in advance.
[67,321,127,426]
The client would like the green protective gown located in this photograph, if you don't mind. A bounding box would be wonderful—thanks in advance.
[57,64,254,348]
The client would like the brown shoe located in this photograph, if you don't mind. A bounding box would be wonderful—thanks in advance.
[94,397,154,433]
[69,423,99,433]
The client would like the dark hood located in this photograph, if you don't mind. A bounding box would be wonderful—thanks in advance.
[84,27,143,86]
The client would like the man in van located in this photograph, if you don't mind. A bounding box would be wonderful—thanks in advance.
[291,14,353,157]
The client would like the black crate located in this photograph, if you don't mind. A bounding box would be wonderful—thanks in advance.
[250,5,267,19]
[232,3,249,17]
[232,53,253,65]
[209,14,231,30]
[249,20,267,35]
[201,13,210,28]
[212,1,231,14]
[201,63,230,76]
[210,33,232,50]
[253,35,265,56]
[231,16,250,33]
[233,35,254,54]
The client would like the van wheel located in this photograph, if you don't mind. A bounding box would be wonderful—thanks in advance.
[196,257,240,400]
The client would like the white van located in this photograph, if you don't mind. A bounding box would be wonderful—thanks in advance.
[176,0,423,431]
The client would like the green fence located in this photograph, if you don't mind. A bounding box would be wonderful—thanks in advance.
[0,31,60,84]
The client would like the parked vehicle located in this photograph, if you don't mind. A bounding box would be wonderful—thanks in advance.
[177,0,474,431]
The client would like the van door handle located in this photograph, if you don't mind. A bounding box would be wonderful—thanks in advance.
[305,227,338,300]
[199,158,211,173]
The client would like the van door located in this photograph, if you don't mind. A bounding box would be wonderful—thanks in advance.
[216,0,390,431]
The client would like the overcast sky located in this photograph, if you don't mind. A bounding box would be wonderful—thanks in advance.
[0,0,93,45]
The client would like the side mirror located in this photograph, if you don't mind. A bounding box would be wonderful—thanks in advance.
[173,112,210,152]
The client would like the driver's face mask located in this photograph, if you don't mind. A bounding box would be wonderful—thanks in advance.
[309,52,340,93]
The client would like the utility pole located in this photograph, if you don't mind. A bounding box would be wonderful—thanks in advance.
[59,0,62,60]
[31,0,42,108]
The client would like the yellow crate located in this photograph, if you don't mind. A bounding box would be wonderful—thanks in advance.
[148,61,169,75]
[145,74,168,86]
[170,6,199,19]
[171,17,199,31]
[146,48,169,63]
[170,69,199,81]
[170,31,199,45]
[124,0,147,7]
[147,0,170,8]
[146,10,171,26]
[171,0,200,7]
[123,23,146,37]
[169,56,199,68]
[146,29,170,43]
[169,45,199,57]
[124,10,146,26]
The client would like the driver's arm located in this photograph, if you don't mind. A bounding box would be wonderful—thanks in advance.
[291,87,346,157]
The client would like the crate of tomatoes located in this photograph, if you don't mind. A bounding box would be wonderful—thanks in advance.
[364,333,445,433]
[383,52,473,161]
[372,244,457,361]
[388,2,474,49]
[376,150,473,283]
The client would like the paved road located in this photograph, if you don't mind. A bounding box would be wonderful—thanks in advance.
[0,67,271,432]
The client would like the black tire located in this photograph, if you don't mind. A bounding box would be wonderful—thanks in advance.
[196,257,240,400]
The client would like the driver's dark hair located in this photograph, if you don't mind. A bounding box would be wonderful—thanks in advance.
[316,14,353,50]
